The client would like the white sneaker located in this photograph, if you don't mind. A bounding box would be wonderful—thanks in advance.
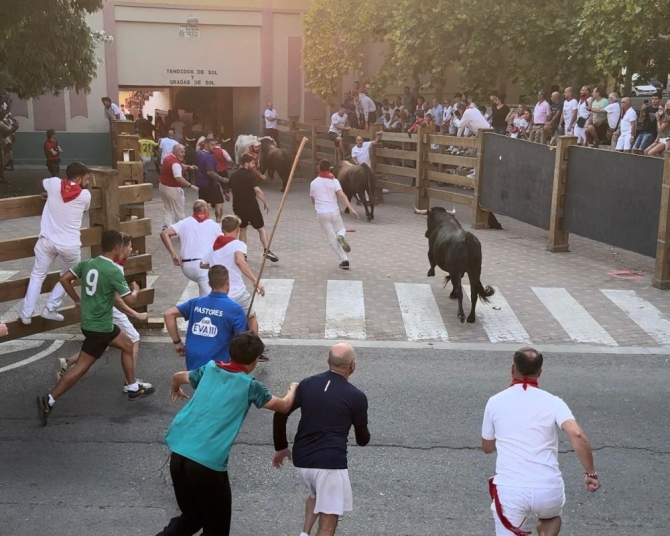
[52,357,68,385]
[123,380,153,393]
[467,171,476,180]
[18,311,32,325]
[41,308,64,322]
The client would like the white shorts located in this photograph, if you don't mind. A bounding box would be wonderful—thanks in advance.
[112,308,140,343]
[616,134,633,151]
[491,485,565,535]
[231,290,255,318]
[296,468,353,516]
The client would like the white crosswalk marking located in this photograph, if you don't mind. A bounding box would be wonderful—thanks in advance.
[0,271,18,283]
[146,275,159,288]
[0,339,44,354]
[463,285,530,343]
[395,283,448,341]
[176,281,200,332]
[601,289,670,346]
[325,280,366,340]
[533,287,617,345]
[255,279,294,337]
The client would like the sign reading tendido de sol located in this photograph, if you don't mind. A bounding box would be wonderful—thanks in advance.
[166,68,221,86]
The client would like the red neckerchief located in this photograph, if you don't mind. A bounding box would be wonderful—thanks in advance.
[61,179,82,203]
[115,258,128,267]
[579,96,589,104]
[215,361,249,374]
[510,378,539,390]
[318,171,335,179]
[192,212,209,223]
[213,235,237,251]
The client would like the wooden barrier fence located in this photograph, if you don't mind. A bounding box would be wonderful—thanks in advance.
[0,166,156,342]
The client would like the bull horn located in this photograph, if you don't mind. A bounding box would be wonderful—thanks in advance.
[446,208,456,215]
[414,206,428,215]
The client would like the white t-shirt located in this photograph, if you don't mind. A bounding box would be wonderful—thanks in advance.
[563,99,578,130]
[604,103,622,129]
[620,107,638,136]
[170,217,221,260]
[482,385,575,488]
[40,177,91,249]
[159,137,179,163]
[310,177,342,214]
[171,120,185,142]
[351,142,373,166]
[329,113,348,136]
[443,106,453,124]
[202,239,247,298]
[264,109,278,129]
[577,98,591,120]
[457,108,490,136]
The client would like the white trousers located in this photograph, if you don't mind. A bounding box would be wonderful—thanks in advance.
[21,237,81,317]
[574,124,587,144]
[181,261,211,296]
[317,211,347,262]
[159,184,185,229]
[491,485,565,535]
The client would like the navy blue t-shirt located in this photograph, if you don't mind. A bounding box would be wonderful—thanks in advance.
[195,149,217,188]
[291,371,368,470]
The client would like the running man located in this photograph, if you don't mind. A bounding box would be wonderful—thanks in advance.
[482,347,600,535]
[195,138,228,223]
[20,162,92,325]
[229,154,278,262]
[157,332,297,536]
[163,265,249,370]
[36,230,155,426]
[160,200,222,297]
[52,234,152,393]
[159,144,199,230]
[201,215,265,336]
[310,160,358,270]
[273,343,370,536]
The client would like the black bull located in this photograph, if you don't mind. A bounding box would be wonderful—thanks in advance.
[332,161,376,222]
[419,207,495,324]
[259,138,292,192]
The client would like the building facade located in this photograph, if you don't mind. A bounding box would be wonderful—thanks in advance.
[13,0,323,166]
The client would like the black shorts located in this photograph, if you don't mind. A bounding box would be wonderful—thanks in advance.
[81,325,121,359]
[328,132,340,142]
[200,184,224,206]
[595,121,608,142]
[234,204,264,230]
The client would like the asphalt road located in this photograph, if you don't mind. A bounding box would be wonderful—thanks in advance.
[0,341,668,536]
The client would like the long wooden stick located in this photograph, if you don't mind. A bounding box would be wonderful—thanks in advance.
[247,137,309,316]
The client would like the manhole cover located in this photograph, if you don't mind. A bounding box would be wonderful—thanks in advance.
[607,270,645,280]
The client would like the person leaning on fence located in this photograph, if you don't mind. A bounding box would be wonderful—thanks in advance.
[19,162,92,325]
[328,105,349,162]
[645,101,670,157]
[530,91,551,144]
[482,347,600,536]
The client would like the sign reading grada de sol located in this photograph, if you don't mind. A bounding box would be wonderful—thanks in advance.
[165,68,221,86]
[178,24,200,38]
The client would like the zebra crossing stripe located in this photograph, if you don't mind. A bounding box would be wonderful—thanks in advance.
[463,285,530,343]
[0,271,18,283]
[395,283,448,342]
[146,275,160,288]
[601,289,670,346]
[532,287,617,346]
[255,279,294,337]
[175,281,200,332]
[325,280,366,340]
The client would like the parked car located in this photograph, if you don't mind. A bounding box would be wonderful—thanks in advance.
[650,79,664,92]
[623,75,658,97]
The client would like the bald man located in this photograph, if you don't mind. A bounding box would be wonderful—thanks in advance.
[160,200,222,296]
[273,343,370,536]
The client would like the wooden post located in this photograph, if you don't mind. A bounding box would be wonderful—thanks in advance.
[472,129,493,229]
[88,167,120,258]
[415,125,429,211]
[311,123,318,176]
[547,136,577,252]
[289,115,299,155]
[652,151,670,289]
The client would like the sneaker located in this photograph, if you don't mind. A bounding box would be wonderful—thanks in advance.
[18,311,32,325]
[339,261,350,270]
[128,384,156,400]
[265,249,279,263]
[224,193,230,202]
[123,380,153,393]
[257,354,270,362]
[467,171,476,180]
[52,358,68,385]
[337,235,351,253]
[36,395,51,426]
[41,308,64,322]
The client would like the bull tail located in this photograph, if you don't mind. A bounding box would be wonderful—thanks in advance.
[465,232,495,304]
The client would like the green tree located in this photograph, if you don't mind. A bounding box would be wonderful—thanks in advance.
[0,0,106,99]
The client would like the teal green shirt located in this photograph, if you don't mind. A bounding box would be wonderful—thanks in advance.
[165,361,272,472]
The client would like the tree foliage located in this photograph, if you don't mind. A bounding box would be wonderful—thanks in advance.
[303,0,670,102]
[0,0,105,99]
